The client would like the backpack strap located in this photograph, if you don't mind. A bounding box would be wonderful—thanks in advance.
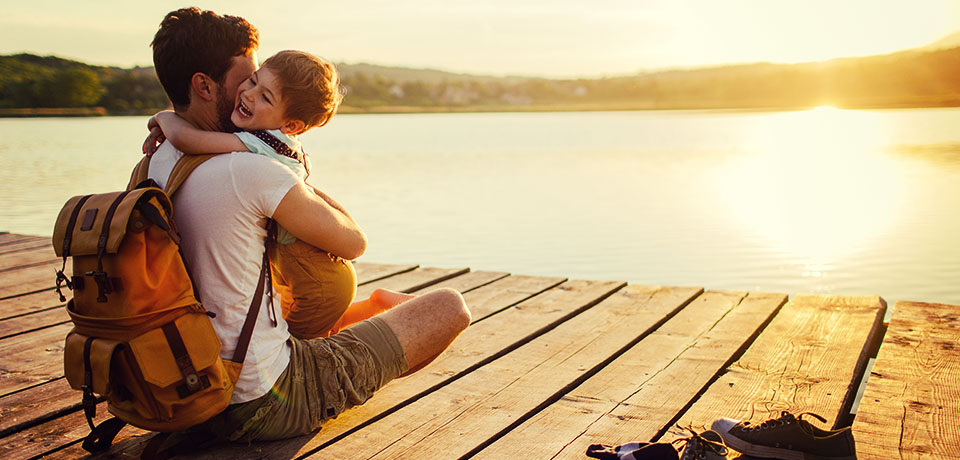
[127,153,220,194]
[127,150,272,366]
[164,154,220,196]
[127,155,152,191]
[231,222,276,364]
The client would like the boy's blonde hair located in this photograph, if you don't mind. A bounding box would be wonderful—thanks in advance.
[262,50,343,132]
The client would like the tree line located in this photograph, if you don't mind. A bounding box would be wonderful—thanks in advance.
[2,46,959,115]
[0,54,168,113]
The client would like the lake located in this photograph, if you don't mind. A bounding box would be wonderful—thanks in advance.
[1,107,958,306]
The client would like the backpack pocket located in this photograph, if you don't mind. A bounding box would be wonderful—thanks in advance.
[65,312,238,432]
[64,331,123,396]
[121,311,235,430]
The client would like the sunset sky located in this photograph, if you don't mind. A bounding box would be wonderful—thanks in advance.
[2,0,958,78]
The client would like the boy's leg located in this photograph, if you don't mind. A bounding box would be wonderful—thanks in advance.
[328,289,416,335]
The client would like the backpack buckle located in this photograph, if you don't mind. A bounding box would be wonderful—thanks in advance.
[86,270,112,302]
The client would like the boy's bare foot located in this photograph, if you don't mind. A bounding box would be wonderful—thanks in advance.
[370,289,416,309]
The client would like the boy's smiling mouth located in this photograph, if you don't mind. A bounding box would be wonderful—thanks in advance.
[237,100,253,118]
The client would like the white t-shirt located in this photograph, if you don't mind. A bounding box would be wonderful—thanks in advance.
[148,141,299,403]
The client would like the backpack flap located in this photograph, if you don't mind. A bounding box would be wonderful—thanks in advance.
[53,188,170,258]
[64,331,123,395]
[128,312,222,392]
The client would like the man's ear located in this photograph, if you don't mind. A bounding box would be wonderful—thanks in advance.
[190,73,217,102]
[280,119,306,135]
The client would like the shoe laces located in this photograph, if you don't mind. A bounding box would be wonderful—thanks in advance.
[672,427,728,459]
[741,411,828,432]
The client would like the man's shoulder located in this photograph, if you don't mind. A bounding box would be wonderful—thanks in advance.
[149,143,282,186]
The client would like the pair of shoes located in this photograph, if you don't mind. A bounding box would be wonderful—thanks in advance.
[585,429,728,460]
[711,411,857,460]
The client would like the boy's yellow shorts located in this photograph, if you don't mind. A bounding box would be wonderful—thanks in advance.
[270,239,357,339]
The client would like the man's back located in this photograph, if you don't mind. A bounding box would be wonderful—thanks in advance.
[147,141,299,403]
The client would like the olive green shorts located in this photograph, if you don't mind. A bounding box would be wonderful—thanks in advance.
[194,317,408,442]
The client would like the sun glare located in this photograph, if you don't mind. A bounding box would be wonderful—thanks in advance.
[715,108,908,272]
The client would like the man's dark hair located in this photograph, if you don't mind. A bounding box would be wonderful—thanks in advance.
[151,7,259,109]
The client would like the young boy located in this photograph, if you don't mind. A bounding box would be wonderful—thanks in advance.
[145,50,411,339]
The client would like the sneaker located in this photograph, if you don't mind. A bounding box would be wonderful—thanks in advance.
[711,411,856,460]
[673,429,728,460]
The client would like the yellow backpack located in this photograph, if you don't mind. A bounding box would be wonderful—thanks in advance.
[53,155,270,453]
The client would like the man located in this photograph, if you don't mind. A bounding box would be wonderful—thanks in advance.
[144,7,470,442]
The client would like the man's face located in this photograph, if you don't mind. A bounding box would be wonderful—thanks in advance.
[216,52,258,132]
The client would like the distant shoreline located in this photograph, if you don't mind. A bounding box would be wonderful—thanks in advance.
[2,101,959,118]
[0,107,109,118]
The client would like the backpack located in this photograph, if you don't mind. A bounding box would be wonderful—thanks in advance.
[52,154,270,453]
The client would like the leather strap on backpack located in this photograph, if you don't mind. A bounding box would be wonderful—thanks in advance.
[55,194,93,302]
[127,153,220,194]
[231,223,275,364]
[127,151,274,366]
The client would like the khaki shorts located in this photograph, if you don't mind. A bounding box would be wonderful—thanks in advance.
[194,317,409,442]
[271,239,357,339]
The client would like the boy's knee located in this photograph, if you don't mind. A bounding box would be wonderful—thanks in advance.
[431,288,471,329]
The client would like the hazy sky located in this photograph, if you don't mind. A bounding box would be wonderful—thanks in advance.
[2,0,959,78]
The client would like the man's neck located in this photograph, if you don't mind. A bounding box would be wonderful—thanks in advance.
[176,105,219,132]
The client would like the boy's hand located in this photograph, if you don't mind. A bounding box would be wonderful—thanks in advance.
[142,111,173,155]
[142,126,166,156]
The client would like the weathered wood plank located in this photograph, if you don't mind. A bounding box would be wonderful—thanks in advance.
[0,263,63,299]
[853,300,960,459]
[355,266,469,299]
[0,245,58,272]
[663,295,886,439]
[353,262,417,285]
[1,400,113,460]
[0,234,46,246]
[29,268,534,460]
[474,291,787,459]
[407,270,509,295]
[309,283,691,459]
[0,306,69,339]
[86,278,622,460]
[0,290,64,320]
[0,378,80,437]
[0,239,52,256]
[0,323,71,395]
[454,274,566,321]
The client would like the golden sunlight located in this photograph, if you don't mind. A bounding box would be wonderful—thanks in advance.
[716,108,910,271]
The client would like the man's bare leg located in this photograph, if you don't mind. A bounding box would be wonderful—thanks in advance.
[375,288,471,376]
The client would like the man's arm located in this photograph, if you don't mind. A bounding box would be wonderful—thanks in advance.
[307,185,354,220]
[273,181,367,260]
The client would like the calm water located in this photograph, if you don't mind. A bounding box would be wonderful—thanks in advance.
[2,108,959,306]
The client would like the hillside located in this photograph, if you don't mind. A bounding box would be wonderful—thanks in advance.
[2,42,960,115]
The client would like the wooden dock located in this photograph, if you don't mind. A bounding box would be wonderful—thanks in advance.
[0,231,957,459]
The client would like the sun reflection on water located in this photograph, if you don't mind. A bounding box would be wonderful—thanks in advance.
[717,107,910,275]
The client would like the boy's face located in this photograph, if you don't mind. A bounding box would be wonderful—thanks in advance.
[231,66,290,132]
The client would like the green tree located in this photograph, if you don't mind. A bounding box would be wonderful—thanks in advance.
[40,68,104,107]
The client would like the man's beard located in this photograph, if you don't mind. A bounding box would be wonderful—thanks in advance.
[216,86,240,133]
